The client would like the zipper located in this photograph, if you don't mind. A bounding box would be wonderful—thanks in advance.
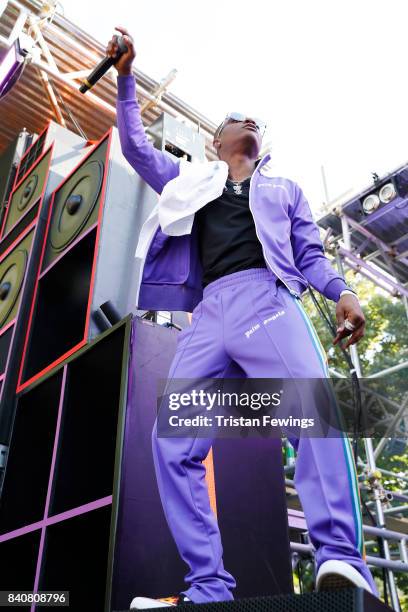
[248,162,300,298]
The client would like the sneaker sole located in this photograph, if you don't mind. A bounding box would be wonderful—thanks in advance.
[130,597,175,609]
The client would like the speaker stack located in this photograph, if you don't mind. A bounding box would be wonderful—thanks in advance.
[0,314,132,612]
[0,110,165,610]
[16,126,159,393]
[0,121,86,468]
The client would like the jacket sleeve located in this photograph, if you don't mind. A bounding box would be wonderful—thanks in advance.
[289,182,349,302]
[116,75,180,194]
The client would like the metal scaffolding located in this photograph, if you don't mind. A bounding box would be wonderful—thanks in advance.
[295,165,408,609]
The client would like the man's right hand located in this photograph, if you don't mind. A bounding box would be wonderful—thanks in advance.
[106,26,136,76]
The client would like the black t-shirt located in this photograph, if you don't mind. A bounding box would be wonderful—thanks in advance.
[194,176,267,287]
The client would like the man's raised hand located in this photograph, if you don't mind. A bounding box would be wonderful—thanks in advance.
[106,26,136,76]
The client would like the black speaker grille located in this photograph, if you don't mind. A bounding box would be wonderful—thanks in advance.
[115,589,392,612]
[175,591,356,611]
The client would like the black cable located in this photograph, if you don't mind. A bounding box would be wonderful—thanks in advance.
[308,287,389,603]
[307,288,362,462]
[48,77,88,140]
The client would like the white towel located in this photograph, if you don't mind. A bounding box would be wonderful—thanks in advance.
[135,158,228,258]
[158,158,228,236]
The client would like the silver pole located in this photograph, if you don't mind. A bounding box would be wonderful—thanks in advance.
[383,505,408,516]
[289,541,408,572]
[367,361,408,379]
[340,214,401,611]
[403,295,408,321]
[400,540,408,565]
[359,464,408,485]
[321,165,330,204]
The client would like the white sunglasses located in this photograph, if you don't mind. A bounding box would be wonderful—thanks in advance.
[216,112,266,138]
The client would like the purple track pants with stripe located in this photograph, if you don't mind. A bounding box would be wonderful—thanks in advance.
[152,268,377,603]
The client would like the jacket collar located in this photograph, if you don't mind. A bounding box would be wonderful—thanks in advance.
[257,150,275,177]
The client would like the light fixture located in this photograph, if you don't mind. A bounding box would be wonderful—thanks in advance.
[0,39,28,100]
[362,193,380,214]
[379,182,396,204]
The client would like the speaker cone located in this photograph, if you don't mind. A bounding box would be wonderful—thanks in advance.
[4,149,52,236]
[18,175,38,211]
[0,248,28,328]
[49,159,103,252]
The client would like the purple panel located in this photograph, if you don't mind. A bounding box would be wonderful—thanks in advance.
[213,438,293,597]
[111,317,293,609]
[111,318,185,611]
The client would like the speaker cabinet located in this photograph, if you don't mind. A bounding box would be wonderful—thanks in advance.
[10,120,85,194]
[17,127,158,390]
[1,148,53,241]
[0,131,87,447]
[0,223,39,446]
[0,121,86,250]
[0,130,33,224]
[0,316,131,612]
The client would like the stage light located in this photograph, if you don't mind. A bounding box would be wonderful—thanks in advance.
[0,38,30,100]
[379,182,396,204]
[362,193,380,214]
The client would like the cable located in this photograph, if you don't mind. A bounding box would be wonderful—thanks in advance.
[48,77,88,140]
[307,288,362,462]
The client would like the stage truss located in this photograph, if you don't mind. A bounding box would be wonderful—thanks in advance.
[293,167,408,608]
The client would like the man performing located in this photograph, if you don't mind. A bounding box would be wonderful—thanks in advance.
[108,28,378,609]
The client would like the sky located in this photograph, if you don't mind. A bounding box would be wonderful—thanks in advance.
[64,0,408,213]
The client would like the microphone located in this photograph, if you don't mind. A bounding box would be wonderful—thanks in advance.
[79,35,128,94]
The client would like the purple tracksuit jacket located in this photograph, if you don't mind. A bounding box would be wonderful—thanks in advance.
[116,75,349,312]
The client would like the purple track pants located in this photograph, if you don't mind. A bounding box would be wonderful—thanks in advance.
[152,268,377,603]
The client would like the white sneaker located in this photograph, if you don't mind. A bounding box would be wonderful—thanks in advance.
[316,560,373,594]
[130,595,192,609]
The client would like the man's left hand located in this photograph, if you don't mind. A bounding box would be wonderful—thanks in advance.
[333,294,365,349]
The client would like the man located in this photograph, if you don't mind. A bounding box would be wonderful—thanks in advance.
[108,27,378,609]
